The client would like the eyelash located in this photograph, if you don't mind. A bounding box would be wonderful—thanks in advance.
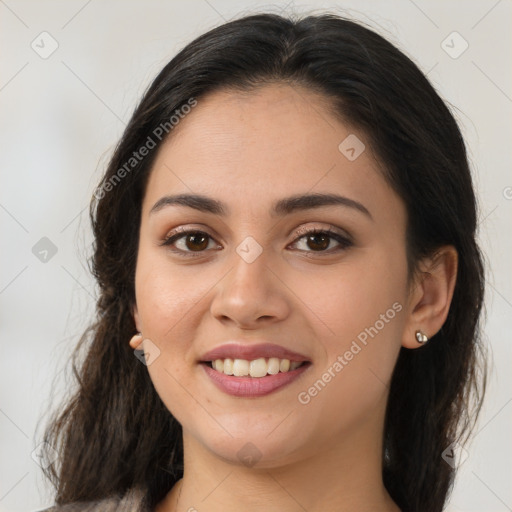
[160,226,353,258]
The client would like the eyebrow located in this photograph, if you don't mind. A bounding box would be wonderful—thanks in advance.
[149,192,373,220]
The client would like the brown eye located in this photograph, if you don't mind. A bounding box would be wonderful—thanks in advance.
[161,229,218,255]
[305,233,331,251]
[290,228,353,254]
[183,232,209,251]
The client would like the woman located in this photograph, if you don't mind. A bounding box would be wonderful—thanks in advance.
[39,11,487,512]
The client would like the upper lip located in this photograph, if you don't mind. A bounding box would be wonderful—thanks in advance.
[200,342,311,363]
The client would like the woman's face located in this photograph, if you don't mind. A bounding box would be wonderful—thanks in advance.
[133,83,411,466]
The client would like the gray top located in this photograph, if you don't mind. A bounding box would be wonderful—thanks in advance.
[38,487,152,512]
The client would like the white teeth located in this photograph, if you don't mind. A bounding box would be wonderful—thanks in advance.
[233,359,249,377]
[210,357,306,377]
[222,358,233,375]
[267,357,280,375]
[249,358,268,378]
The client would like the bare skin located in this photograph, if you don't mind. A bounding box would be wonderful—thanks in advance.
[131,83,457,512]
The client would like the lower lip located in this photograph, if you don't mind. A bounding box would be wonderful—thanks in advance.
[201,362,311,397]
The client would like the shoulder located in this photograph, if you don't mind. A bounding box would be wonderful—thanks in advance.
[35,487,150,512]
[35,496,121,511]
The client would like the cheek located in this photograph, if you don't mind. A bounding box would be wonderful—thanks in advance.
[303,248,407,344]
[134,246,214,337]
[134,248,222,422]
[293,287,405,445]
[300,248,406,404]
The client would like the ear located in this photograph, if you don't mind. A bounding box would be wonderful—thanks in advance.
[132,302,141,330]
[401,245,458,349]
[129,303,143,349]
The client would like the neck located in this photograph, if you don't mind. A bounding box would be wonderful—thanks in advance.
[157,404,400,512]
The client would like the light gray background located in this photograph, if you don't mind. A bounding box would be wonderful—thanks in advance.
[1,1,511,511]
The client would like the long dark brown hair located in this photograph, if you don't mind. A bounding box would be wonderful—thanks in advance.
[40,12,487,512]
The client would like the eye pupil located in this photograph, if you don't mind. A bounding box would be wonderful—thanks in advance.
[186,233,209,251]
[307,233,329,251]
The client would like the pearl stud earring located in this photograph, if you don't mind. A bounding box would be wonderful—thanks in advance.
[415,330,429,344]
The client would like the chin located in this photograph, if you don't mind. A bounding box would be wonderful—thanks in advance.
[191,422,314,469]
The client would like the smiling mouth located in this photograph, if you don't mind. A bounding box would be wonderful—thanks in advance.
[201,357,310,378]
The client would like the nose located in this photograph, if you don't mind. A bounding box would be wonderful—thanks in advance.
[209,241,291,329]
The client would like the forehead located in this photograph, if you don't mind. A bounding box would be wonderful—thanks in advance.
[164,83,347,165]
[142,84,404,225]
